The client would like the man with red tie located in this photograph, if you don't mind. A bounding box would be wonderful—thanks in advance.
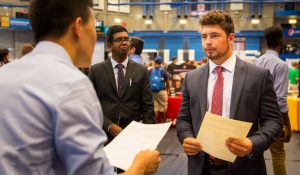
[176,10,282,175]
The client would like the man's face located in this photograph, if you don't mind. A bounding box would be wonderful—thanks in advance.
[201,24,234,64]
[109,31,130,58]
[175,80,181,88]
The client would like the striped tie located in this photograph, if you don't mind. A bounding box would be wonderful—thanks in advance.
[116,64,125,96]
[211,66,223,115]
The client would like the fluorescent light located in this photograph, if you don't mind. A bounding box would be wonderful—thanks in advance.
[289,19,297,24]
[179,19,187,24]
[114,18,121,23]
[251,19,260,24]
[145,20,152,24]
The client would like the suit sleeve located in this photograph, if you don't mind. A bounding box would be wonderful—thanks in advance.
[141,67,155,124]
[88,66,114,131]
[249,70,283,154]
[176,72,195,144]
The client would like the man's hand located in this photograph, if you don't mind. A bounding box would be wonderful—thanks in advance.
[281,127,292,143]
[123,149,161,175]
[225,138,252,157]
[109,123,123,137]
[182,137,202,156]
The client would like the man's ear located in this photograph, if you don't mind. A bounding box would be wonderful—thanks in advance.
[107,42,112,51]
[73,17,83,37]
[228,33,234,44]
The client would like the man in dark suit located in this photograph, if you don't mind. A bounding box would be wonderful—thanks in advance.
[176,10,282,175]
[89,25,155,144]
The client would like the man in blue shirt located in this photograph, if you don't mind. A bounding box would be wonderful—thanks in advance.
[256,26,292,175]
[128,36,145,65]
[0,0,160,175]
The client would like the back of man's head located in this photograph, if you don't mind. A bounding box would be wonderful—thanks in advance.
[29,0,93,43]
[172,56,178,62]
[264,26,283,48]
[21,44,34,57]
[0,49,7,62]
[130,37,144,55]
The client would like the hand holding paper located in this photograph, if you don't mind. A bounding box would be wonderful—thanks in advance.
[104,121,171,170]
[196,112,252,162]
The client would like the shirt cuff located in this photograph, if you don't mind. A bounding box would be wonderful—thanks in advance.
[107,124,112,132]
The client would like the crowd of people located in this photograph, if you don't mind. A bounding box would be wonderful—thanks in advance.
[0,1,298,175]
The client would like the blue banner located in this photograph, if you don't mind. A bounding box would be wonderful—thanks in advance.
[9,18,31,29]
[284,28,300,38]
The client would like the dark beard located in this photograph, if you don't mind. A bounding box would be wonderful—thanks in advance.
[206,43,230,61]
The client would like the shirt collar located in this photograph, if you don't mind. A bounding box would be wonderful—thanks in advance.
[111,57,129,69]
[208,53,236,74]
[265,50,279,56]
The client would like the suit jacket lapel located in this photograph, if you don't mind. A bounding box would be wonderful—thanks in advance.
[199,64,209,119]
[104,58,118,95]
[230,57,247,119]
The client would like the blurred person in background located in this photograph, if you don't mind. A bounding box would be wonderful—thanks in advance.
[256,26,291,175]
[21,44,35,57]
[167,56,178,72]
[128,36,145,65]
[289,61,299,91]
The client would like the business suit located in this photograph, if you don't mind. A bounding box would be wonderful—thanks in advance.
[176,57,283,175]
[89,58,155,143]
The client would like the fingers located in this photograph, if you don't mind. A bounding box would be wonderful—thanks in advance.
[182,137,202,156]
[281,129,292,143]
[225,138,252,157]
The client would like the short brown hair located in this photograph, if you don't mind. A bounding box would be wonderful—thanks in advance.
[199,10,235,36]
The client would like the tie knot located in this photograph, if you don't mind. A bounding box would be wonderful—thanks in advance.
[116,64,124,69]
[215,66,223,74]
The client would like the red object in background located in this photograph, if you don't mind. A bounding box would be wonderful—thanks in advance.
[121,21,127,27]
[166,96,182,127]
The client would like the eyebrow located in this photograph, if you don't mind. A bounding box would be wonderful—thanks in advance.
[202,32,219,35]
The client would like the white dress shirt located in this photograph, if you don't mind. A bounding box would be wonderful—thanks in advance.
[207,53,236,118]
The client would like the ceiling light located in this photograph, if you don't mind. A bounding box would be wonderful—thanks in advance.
[114,18,121,23]
[145,20,152,24]
[251,19,260,24]
[289,19,297,24]
[179,19,187,24]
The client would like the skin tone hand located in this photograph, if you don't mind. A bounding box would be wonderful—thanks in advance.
[225,138,252,157]
[109,123,123,137]
[281,112,292,143]
[182,137,202,156]
[121,149,161,175]
[282,127,292,143]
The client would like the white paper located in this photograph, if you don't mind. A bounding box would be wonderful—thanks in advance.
[196,112,252,162]
[104,121,172,170]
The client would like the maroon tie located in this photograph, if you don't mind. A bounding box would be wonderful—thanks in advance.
[210,66,224,160]
[211,66,223,116]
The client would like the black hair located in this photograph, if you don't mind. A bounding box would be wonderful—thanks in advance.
[264,26,283,48]
[130,37,144,55]
[29,0,93,43]
[106,25,128,43]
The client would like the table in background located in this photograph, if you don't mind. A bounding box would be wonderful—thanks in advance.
[166,96,182,127]
[287,97,300,131]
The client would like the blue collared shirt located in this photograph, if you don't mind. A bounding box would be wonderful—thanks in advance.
[0,41,116,175]
[256,50,289,113]
[130,54,145,65]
